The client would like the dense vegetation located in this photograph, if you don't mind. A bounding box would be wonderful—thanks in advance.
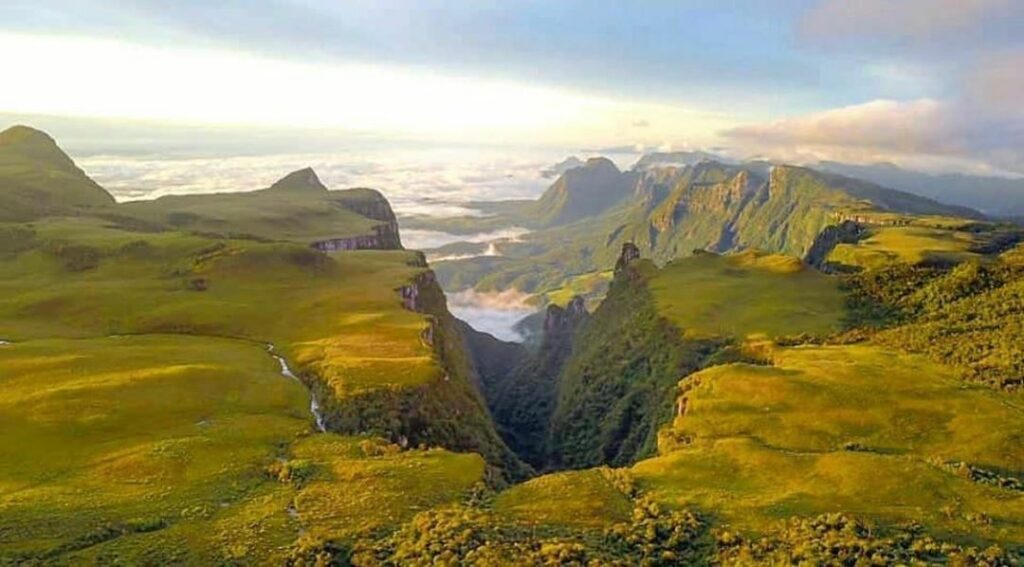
[545,259,725,469]
[845,245,1024,389]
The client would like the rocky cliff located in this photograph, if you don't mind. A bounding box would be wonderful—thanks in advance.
[803,220,866,271]
[310,268,530,482]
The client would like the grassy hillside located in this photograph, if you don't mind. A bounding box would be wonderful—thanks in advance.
[0,125,114,221]
[121,168,397,245]
[828,224,986,270]
[0,216,525,474]
[0,127,530,562]
[0,335,486,563]
[845,246,1024,389]
[640,344,1024,545]
[649,250,846,339]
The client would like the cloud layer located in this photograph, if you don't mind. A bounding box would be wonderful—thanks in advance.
[725,0,1024,175]
[723,97,1024,175]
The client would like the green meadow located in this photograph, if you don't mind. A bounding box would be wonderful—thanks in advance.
[829,225,985,269]
[0,334,484,563]
[121,181,383,244]
[0,217,439,396]
[637,344,1024,545]
[648,250,847,339]
[2,124,1023,562]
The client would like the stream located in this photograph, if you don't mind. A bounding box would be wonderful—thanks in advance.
[267,344,327,433]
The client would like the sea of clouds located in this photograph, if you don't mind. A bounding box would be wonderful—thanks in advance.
[77,147,564,214]
[75,146,581,340]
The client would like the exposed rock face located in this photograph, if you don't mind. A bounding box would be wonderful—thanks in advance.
[543,295,589,336]
[312,233,387,252]
[311,189,403,251]
[804,220,866,271]
[614,242,641,275]
[313,267,531,482]
[340,189,399,223]
[329,188,404,250]
[398,271,437,312]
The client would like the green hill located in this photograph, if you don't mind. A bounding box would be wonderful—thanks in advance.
[0,125,114,221]
[641,344,1024,543]
[122,168,401,246]
[528,157,637,226]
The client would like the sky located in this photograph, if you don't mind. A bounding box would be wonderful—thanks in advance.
[1,0,1022,174]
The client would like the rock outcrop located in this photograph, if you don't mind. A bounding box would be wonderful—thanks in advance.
[614,242,641,275]
[398,270,437,312]
[804,220,866,271]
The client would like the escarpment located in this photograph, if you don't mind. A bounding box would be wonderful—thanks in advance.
[311,223,401,251]
[804,220,866,271]
[309,268,530,482]
[462,244,730,471]
[311,189,403,251]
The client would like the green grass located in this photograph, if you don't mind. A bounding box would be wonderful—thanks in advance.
[635,344,1024,545]
[534,270,612,307]
[0,217,439,396]
[493,468,632,529]
[648,250,847,339]
[828,225,983,269]
[0,335,310,562]
[0,335,486,563]
[0,126,114,222]
[120,186,382,243]
[290,435,485,543]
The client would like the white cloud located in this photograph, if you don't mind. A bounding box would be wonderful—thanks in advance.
[76,148,562,212]
[403,227,530,251]
[447,289,535,342]
[722,98,1024,175]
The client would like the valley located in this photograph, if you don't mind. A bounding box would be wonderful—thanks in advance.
[1,125,1023,565]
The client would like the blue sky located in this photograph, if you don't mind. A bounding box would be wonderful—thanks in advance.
[1,0,1022,173]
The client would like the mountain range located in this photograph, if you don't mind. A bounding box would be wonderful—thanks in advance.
[423,153,987,297]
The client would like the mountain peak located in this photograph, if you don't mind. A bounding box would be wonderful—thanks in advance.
[583,156,619,172]
[0,125,56,145]
[268,167,328,193]
[0,125,77,170]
